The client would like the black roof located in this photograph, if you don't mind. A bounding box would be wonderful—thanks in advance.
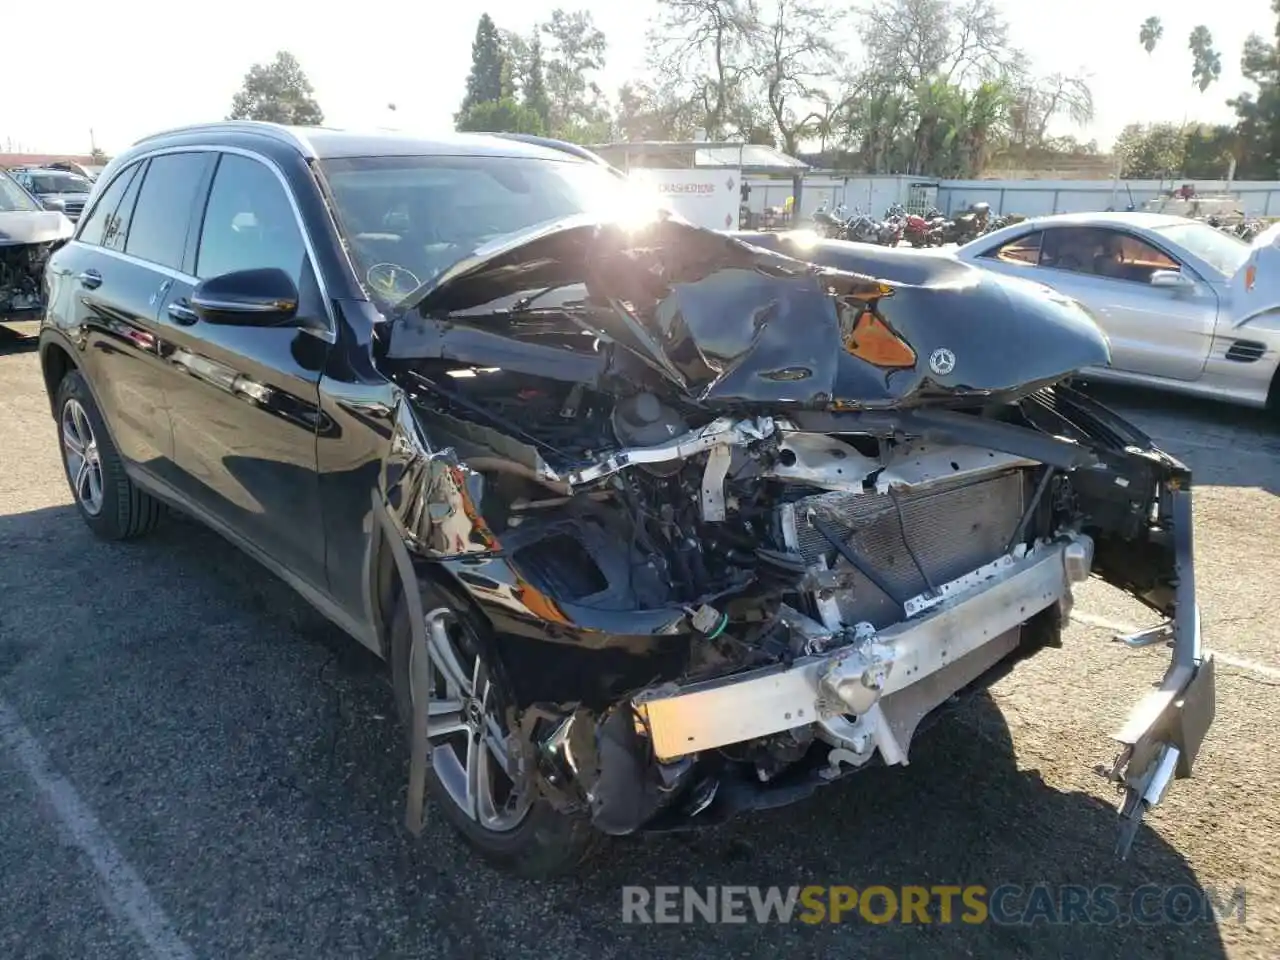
[129,121,586,164]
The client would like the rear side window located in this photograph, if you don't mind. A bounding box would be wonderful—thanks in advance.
[125,153,211,271]
[77,164,140,247]
[196,153,307,282]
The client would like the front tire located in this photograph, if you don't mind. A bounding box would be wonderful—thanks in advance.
[54,370,162,540]
[389,583,597,877]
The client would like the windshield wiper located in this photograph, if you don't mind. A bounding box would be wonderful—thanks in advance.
[511,285,570,312]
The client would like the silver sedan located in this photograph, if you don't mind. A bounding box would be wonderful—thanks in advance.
[954,212,1278,409]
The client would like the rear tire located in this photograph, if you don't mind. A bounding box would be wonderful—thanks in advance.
[389,583,598,878]
[54,370,162,540]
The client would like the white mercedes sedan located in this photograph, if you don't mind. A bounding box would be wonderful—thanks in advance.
[955,212,1280,409]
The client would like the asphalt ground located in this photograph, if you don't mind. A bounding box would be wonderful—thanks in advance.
[1,321,1277,959]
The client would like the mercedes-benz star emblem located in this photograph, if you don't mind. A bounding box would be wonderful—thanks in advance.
[929,348,956,376]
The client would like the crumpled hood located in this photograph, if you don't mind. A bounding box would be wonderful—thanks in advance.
[0,210,75,246]
[395,215,1110,408]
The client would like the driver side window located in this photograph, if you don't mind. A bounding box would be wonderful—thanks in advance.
[1040,227,1179,283]
[196,153,306,283]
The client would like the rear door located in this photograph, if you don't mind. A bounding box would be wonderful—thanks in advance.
[156,150,331,589]
[49,158,179,470]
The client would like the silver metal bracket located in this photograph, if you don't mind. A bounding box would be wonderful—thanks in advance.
[1112,742,1181,858]
[1115,621,1173,648]
[700,444,734,522]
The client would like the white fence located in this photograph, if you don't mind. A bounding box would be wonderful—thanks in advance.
[744,175,924,221]
[742,173,1280,221]
[937,179,1280,217]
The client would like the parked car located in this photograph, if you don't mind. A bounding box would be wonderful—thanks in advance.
[46,159,99,181]
[38,122,1213,876]
[1,168,73,330]
[956,211,1280,410]
[11,167,94,221]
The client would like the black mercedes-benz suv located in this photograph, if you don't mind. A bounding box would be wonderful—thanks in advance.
[37,121,1214,877]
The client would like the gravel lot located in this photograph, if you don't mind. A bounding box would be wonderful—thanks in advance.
[1,322,1278,960]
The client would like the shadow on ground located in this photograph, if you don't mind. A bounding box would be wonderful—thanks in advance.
[0,503,1230,959]
[1081,379,1277,433]
[0,324,39,356]
[1074,379,1280,497]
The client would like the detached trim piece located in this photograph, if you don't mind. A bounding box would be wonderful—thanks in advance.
[1107,486,1216,858]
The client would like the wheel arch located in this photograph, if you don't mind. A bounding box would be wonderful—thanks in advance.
[1267,358,1280,411]
[39,338,78,417]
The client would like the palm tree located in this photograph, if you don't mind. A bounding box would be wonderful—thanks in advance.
[1189,26,1222,92]
[956,80,1013,176]
[910,79,961,175]
[1139,16,1163,54]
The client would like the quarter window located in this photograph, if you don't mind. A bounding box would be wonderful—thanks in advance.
[125,152,210,271]
[196,153,306,282]
[105,161,146,252]
[77,164,139,248]
[986,231,1043,265]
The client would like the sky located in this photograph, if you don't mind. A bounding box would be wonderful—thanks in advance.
[3,0,1275,157]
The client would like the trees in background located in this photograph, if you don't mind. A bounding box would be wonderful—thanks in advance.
[458,14,506,117]
[451,0,1093,171]
[453,9,611,141]
[1229,2,1280,179]
[228,51,324,125]
[450,0,1280,180]
[1139,16,1163,55]
[625,0,1095,176]
[1137,17,1221,93]
[1130,6,1280,180]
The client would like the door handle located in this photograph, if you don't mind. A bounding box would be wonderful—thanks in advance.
[77,269,102,290]
[167,300,199,326]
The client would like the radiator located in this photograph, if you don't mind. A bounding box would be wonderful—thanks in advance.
[782,470,1026,628]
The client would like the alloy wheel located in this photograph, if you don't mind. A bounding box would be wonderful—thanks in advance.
[410,608,532,832]
[61,398,104,516]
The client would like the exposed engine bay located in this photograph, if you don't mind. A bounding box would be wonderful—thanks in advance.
[0,207,72,320]
[380,218,1215,858]
[0,242,54,316]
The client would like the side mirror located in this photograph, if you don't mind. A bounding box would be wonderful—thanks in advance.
[42,197,66,212]
[1149,269,1194,290]
[191,267,300,326]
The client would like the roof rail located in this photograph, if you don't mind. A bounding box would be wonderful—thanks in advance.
[490,133,625,177]
[130,121,317,158]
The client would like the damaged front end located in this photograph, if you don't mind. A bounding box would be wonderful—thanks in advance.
[1,174,73,326]
[381,218,1214,859]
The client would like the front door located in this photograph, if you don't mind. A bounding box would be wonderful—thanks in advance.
[1034,226,1219,381]
[157,151,331,589]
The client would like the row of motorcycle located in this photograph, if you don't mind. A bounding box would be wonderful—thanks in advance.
[811,201,1019,247]
[1204,214,1266,243]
